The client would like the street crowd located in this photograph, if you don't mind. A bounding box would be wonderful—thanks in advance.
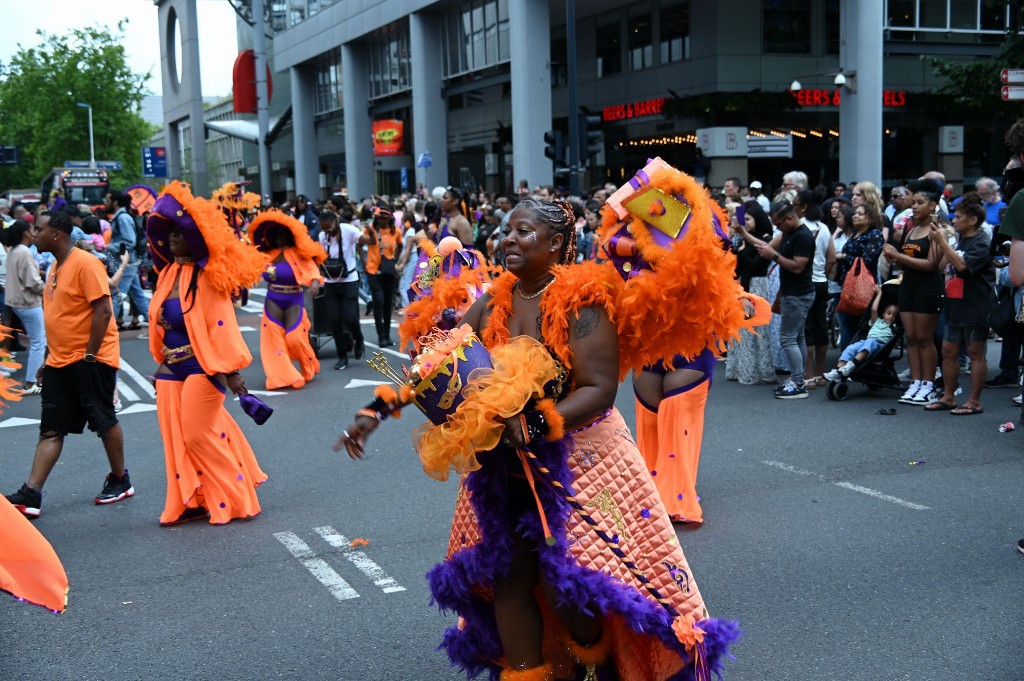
[2,114,1023,681]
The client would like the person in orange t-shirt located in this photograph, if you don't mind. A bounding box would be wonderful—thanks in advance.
[365,207,402,347]
[3,210,133,519]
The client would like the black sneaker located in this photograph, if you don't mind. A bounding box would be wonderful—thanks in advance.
[95,470,135,505]
[5,484,42,518]
[333,358,349,370]
[773,380,808,399]
[985,374,1019,388]
[353,338,365,360]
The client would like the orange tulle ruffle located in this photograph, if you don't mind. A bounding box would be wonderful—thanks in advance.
[412,336,557,482]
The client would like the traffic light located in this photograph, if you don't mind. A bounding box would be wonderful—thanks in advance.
[578,114,602,165]
[543,130,564,165]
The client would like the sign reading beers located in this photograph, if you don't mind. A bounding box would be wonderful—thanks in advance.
[372,119,405,156]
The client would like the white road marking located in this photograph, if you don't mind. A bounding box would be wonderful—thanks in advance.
[362,341,408,359]
[239,390,288,397]
[242,303,264,314]
[274,531,360,601]
[118,403,158,415]
[247,288,266,300]
[313,526,406,594]
[0,417,40,428]
[116,378,140,402]
[344,378,391,389]
[238,326,257,333]
[762,460,930,511]
[118,358,157,399]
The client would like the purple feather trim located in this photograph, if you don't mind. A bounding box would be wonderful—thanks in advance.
[427,435,740,679]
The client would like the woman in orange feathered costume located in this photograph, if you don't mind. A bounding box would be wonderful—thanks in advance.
[338,199,743,681]
[249,210,325,390]
[146,181,269,525]
[598,160,770,526]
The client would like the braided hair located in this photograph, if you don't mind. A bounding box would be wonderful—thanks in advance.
[517,198,578,265]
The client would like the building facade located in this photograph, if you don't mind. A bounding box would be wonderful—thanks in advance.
[259,0,1018,200]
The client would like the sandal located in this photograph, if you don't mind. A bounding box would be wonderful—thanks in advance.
[924,401,955,411]
[814,376,828,387]
[951,405,984,416]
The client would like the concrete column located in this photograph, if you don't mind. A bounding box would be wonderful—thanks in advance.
[409,12,448,190]
[510,0,552,188]
[166,121,182,179]
[342,42,374,201]
[291,65,319,199]
[839,2,883,186]
[180,0,207,193]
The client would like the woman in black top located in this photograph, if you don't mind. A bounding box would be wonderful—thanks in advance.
[883,180,945,404]
[726,201,777,384]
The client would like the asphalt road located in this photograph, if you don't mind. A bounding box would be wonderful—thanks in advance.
[2,293,1022,680]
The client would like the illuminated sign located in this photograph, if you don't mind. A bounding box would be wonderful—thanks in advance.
[602,98,666,122]
[790,89,907,108]
[372,119,405,156]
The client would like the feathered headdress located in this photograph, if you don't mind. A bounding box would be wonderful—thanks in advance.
[146,181,266,294]
[212,181,262,211]
[248,209,326,264]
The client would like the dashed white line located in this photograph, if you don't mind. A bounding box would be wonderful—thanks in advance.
[274,531,360,601]
[118,357,156,399]
[762,460,930,511]
[313,526,406,594]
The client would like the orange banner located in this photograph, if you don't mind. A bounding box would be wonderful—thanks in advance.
[372,119,404,156]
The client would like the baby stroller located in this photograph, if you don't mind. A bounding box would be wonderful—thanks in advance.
[825,283,905,401]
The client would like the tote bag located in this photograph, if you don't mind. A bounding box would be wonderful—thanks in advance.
[837,257,875,315]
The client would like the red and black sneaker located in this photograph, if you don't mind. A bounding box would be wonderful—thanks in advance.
[95,470,135,505]
[5,484,42,518]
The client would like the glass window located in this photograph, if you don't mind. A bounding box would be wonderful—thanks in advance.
[949,0,977,29]
[919,0,948,27]
[628,14,652,71]
[596,22,621,78]
[887,0,915,27]
[659,3,689,64]
[366,24,412,100]
[314,50,343,115]
[823,0,840,54]
[763,0,811,54]
[441,0,510,78]
[551,37,567,87]
[980,1,1007,31]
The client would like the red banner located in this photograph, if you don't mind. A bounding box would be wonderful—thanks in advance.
[372,120,404,156]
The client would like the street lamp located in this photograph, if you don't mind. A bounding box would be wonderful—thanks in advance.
[75,102,95,169]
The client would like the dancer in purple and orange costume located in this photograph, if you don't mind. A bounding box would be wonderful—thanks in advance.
[212,181,262,307]
[248,210,325,390]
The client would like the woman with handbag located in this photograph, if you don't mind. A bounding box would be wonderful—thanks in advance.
[834,203,886,349]
[882,180,946,405]
[318,211,376,370]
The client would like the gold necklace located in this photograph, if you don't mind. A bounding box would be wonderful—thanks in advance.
[515,276,555,300]
[49,245,76,289]
[174,256,194,264]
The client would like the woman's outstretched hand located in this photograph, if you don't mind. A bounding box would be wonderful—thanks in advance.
[333,416,380,460]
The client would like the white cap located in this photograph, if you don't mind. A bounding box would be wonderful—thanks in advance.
[749,181,763,190]
[431,186,446,200]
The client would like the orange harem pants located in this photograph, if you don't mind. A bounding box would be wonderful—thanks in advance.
[260,307,319,390]
[157,375,268,525]
[635,379,710,524]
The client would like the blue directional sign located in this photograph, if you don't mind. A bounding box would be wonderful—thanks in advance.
[416,151,432,168]
[400,167,409,190]
[142,147,168,178]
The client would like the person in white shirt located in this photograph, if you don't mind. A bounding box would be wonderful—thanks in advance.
[749,181,771,211]
[317,210,376,370]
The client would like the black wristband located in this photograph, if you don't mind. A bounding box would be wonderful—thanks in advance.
[522,410,550,442]
[364,396,392,422]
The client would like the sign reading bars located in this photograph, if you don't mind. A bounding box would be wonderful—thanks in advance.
[372,120,404,156]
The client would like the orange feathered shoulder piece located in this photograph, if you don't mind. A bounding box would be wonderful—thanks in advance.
[249,209,326,264]
[482,261,617,372]
[597,161,756,378]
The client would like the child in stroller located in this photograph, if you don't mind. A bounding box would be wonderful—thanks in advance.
[823,285,903,400]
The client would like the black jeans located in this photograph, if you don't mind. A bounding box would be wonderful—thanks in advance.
[322,281,363,359]
[368,273,397,342]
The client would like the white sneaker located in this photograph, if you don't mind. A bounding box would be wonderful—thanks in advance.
[838,363,855,377]
[1013,394,1022,406]
[113,398,124,413]
[909,385,933,405]
[823,369,842,382]
[898,368,912,379]
[898,384,921,404]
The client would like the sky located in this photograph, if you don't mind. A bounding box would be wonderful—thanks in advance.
[0,0,240,98]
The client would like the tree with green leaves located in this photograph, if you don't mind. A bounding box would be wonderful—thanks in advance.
[923,1,1024,117]
[0,20,157,194]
